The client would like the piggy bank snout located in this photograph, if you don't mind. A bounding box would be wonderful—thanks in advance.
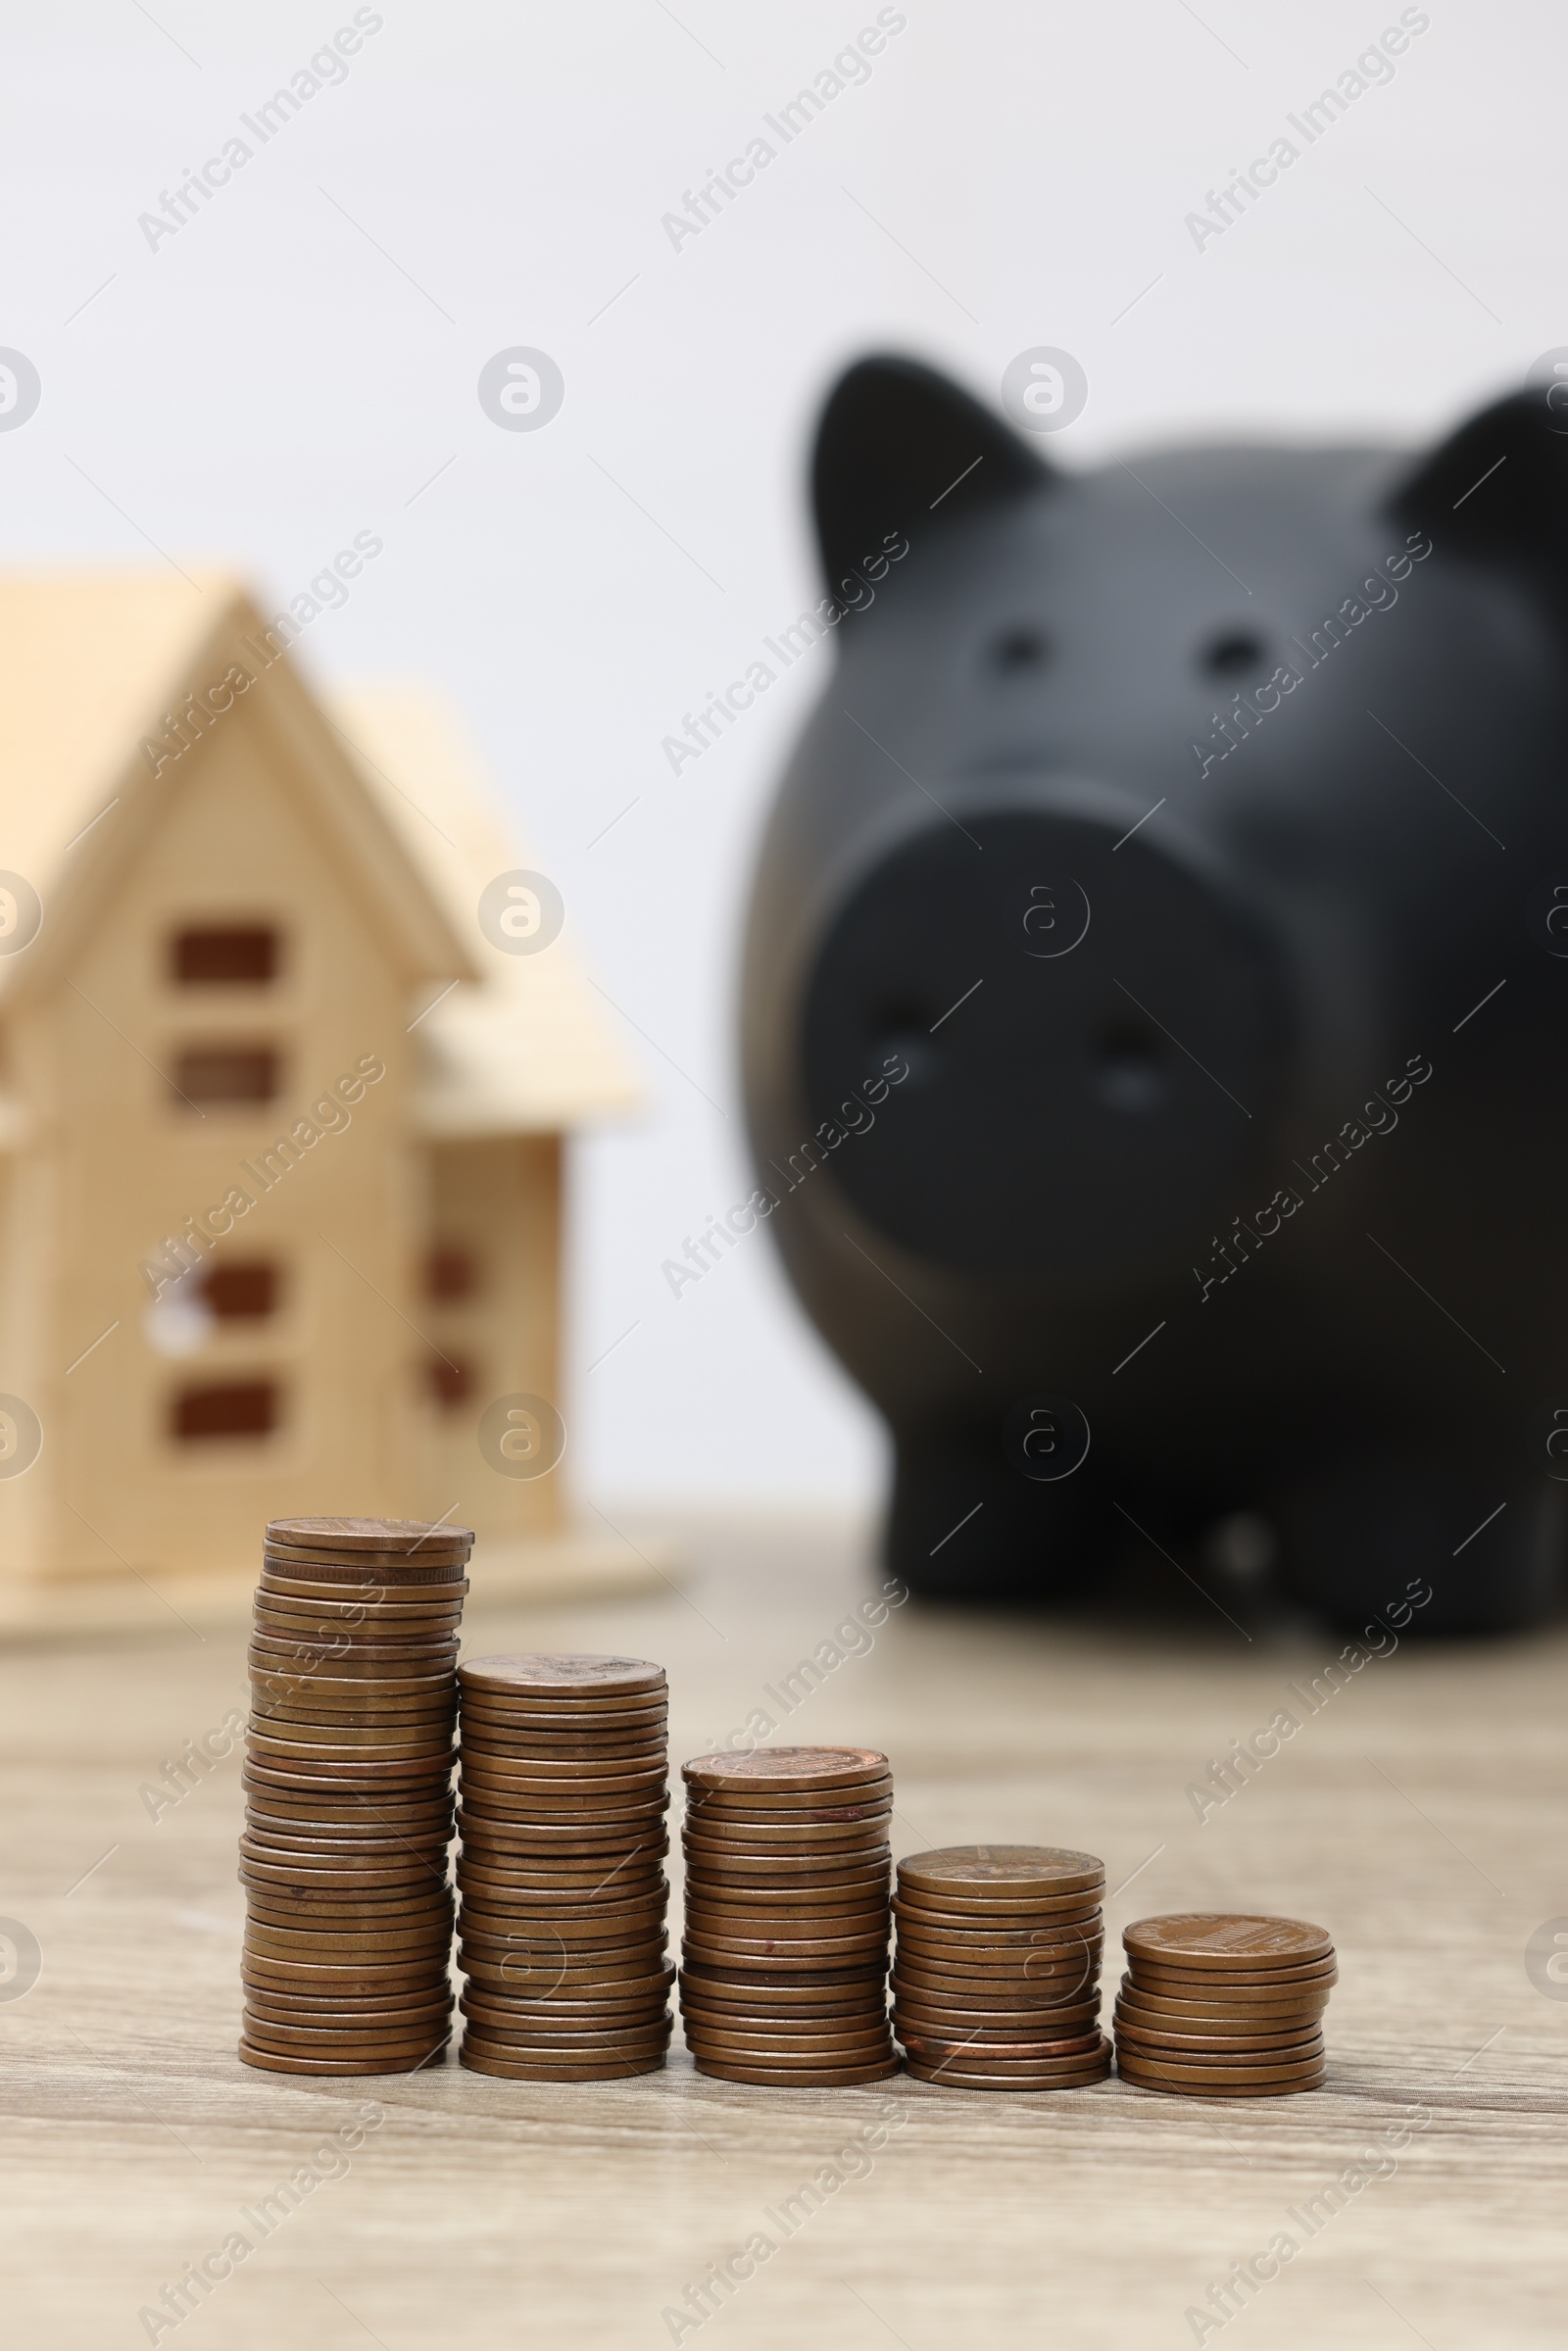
[798,802,1292,1280]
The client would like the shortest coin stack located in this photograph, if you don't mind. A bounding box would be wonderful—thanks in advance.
[892,1846,1111,2091]
[456,1654,673,2081]
[1114,1914,1336,2097]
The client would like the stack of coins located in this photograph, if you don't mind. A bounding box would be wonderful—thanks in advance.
[239,1516,471,2075]
[891,1845,1111,2090]
[455,1654,673,2081]
[1114,1913,1336,2096]
[679,1746,898,2086]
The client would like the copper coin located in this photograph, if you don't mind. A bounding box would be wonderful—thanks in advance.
[263,1537,469,1564]
[902,2029,1106,2062]
[895,2004,1102,2040]
[460,1690,667,1719]
[682,1748,889,1795]
[242,1830,451,1863]
[1130,1957,1339,1992]
[464,1974,672,2007]
[686,2032,895,2064]
[1124,1915,1334,1970]
[461,1918,667,1955]
[898,1995,1101,2033]
[691,1871,893,1908]
[260,1562,468,1592]
[244,1884,451,1917]
[246,1926,452,1959]
[894,1916,1102,1951]
[457,1848,662,1879]
[891,1886,1103,1922]
[460,1830,667,1863]
[259,1559,466,1591]
[1117,1981,1330,2020]
[903,2056,1110,2091]
[460,2002,672,2037]
[1114,2022,1325,2059]
[897,1847,1104,1899]
[461,1933,669,1968]
[683,1916,889,1949]
[682,1814,885,1845]
[895,1889,1103,1926]
[251,1699,456,1728]
[239,2039,449,2075]
[681,1824,888,1862]
[894,1958,1099,1993]
[242,1960,450,1992]
[1113,2011,1322,2054]
[686,1890,887,1922]
[907,2046,1113,2082]
[252,1609,464,1641]
[245,1756,454,1787]
[680,1999,887,2036]
[245,2009,453,2038]
[681,1942,888,1975]
[458,2044,664,2081]
[680,1971,884,2008]
[891,1945,1100,1983]
[460,1784,666,1814]
[241,1866,449,1899]
[462,1989,668,2024]
[457,2014,667,2047]
[268,1514,473,1550]
[1116,2050,1328,2090]
[1117,2069,1326,2100]
[256,1580,466,1610]
[685,1782,894,1814]
[459,1653,665,1695]
[459,1742,665,1775]
[242,2015,451,2050]
[692,2055,898,2086]
[460,1760,666,1791]
[462,1954,670,1993]
[251,1730,453,1760]
[457,1864,664,1899]
[243,1790,453,1821]
[461,1890,663,1928]
[250,1647,460,1679]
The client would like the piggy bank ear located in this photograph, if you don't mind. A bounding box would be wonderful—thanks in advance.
[812,355,1049,600]
[1387,386,1568,561]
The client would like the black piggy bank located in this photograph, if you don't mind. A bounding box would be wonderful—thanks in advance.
[740,356,1568,1635]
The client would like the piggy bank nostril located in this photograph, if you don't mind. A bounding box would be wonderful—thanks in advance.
[1092,1019,1170,1113]
[989,627,1050,676]
[1200,629,1267,678]
[872,1006,939,1085]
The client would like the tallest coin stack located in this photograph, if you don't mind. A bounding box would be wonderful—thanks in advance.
[240,1516,471,2076]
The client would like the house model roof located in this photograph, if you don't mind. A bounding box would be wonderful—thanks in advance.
[0,570,638,1136]
[329,684,640,1135]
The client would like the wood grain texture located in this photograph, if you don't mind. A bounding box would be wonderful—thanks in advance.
[0,1512,1562,2349]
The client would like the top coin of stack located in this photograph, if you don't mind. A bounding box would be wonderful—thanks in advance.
[1114,1914,1337,2097]
[892,1846,1111,2090]
[679,1746,898,2087]
[455,1654,673,2081]
[239,1516,471,2076]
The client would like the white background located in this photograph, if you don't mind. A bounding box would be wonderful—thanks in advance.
[6,0,1561,1508]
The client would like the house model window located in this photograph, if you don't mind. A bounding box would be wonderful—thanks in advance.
[206,1262,279,1320]
[173,1046,281,1105]
[172,924,280,984]
[172,1379,279,1441]
[425,1244,477,1301]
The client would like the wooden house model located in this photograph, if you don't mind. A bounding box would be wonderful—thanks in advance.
[0,573,638,1629]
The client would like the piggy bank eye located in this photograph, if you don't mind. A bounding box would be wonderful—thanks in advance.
[989,627,1050,675]
[1200,629,1265,677]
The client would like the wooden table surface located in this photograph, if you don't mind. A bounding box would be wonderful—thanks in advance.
[3,1512,1564,2349]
